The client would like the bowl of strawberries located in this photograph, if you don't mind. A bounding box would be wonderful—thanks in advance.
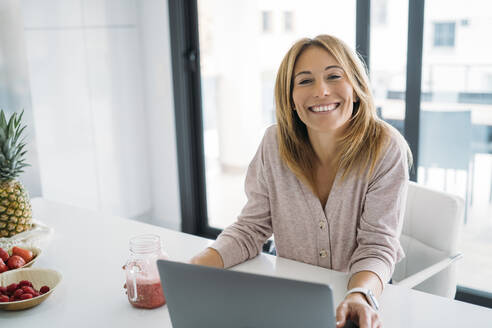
[0,245,41,273]
[0,267,62,310]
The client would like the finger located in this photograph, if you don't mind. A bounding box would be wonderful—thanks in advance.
[374,316,383,328]
[336,302,348,327]
[357,307,371,328]
[370,311,381,328]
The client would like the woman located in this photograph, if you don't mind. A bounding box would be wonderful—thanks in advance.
[190,34,412,328]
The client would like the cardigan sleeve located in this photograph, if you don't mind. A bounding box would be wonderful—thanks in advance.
[348,134,409,286]
[209,129,273,268]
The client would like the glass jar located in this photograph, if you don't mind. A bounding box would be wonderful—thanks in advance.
[123,234,168,309]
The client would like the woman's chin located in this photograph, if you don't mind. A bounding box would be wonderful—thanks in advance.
[306,116,352,134]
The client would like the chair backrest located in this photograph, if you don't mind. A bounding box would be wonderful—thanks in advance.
[419,110,472,170]
[393,182,464,298]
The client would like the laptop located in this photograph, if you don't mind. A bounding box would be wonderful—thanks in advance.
[157,259,337,328]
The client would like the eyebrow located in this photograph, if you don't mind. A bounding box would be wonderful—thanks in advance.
[294,65,343,78]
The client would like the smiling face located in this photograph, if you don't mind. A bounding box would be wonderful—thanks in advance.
[292,46,356,137]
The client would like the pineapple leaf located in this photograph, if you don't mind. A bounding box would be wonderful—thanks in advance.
[15,148,27,159]
[13,125,27,146]
[14,110,24,128]
[0,111,6,128]
[0,128,5,143]
[5,138,14,160]
[7,113,15,138]
[13,141,27,157]
[2,139,11,159]
[0,110,30,177]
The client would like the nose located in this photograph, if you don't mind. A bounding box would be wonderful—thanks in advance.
[314,79,330,97]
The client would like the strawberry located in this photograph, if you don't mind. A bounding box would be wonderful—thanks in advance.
[21,286,36,295]
[6,283,18,295]
[0,286,7,295]
[7,255,25,270]
[12,246,33,263]
[18,280,33,288]
[19,293,33,300]
[40,286,50,294]
[13,289,24,299]
[0,247,8,262]
[0,258,8,273]
[0,295,9,302]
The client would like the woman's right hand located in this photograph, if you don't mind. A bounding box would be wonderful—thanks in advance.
[189,247,225,268]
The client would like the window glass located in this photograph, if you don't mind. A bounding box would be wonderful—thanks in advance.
[283,11,293,32]
[370,0,408,136]
[422,0,492,293]
[262,11,272,33]
[433,22,455,47]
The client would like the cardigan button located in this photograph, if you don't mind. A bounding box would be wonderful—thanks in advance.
[319,249,328,258]
[319,221,326,230]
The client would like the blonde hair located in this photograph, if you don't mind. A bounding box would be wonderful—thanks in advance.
[275,34,412,194]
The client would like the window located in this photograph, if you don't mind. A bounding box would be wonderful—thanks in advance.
[433,22,455,47]
[262,11,272,33]
[283,11,293,32]
[423,2,492,293]
[171,0,492,307]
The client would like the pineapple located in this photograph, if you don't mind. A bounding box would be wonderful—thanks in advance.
[0,110,32,237]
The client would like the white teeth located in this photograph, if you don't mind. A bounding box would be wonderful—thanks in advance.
[310,103,338,112]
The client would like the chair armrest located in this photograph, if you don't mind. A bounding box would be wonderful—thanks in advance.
[394,253,463,289]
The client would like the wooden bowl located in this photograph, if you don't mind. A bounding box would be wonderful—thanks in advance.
[0,268,62,310]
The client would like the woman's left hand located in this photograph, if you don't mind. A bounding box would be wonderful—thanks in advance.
[336,293,382,328]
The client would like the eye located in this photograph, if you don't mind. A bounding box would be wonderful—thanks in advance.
[298,79,312,85]
[327,75,341,80]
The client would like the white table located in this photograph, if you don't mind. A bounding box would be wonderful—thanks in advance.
[1,198,491,326]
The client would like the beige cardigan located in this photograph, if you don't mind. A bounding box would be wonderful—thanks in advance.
[210,125,409,285]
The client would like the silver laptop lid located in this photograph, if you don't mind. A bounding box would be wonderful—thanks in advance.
[157,259,336,328]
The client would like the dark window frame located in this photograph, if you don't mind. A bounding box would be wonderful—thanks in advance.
[168,0,492,308]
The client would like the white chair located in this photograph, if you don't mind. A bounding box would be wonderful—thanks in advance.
[392,181,464,298]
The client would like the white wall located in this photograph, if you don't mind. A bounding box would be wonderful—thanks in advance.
[13,0,181,230]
